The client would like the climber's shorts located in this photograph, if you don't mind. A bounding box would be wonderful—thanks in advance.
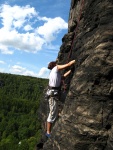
[47,96,58,123]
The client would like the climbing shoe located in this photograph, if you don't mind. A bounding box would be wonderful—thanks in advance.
[46,133,51,138]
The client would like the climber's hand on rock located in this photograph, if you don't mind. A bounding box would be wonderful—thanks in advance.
[68,60,75,66]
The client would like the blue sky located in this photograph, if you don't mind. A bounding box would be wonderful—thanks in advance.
[0,0,71,78]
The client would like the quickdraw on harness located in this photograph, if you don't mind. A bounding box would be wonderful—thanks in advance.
[62,0,85,92]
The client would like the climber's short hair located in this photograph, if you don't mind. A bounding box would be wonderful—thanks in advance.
[48,61,57,70]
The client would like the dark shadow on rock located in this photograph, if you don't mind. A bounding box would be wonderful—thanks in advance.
[35,142,43,150]
[35,131,48,150]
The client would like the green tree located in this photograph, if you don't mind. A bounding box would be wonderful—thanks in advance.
[0,72,48,149]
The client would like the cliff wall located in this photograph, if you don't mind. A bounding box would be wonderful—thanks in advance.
[40,0,113,149]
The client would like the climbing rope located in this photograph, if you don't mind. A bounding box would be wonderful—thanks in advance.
[68,0,85,61]
[62,0,85,92]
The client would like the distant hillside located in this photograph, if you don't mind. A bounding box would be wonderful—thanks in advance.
[0,73,48,150]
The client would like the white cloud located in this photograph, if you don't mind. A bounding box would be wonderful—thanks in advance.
[0,4,68,54]
[0,60,5,64]
[0,45,13,54]
[10,65,25,73]
[9,65,37,77]
[0,4,37,30]
[0,68,5,72]
[9,65,49,78]
[24,25,33,31]
[38,67,49,78]
[36,17,68,42]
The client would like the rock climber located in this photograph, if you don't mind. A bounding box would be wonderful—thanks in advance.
[46,59,75,138]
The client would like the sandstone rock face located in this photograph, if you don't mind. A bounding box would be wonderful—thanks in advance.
[42,0,113,149]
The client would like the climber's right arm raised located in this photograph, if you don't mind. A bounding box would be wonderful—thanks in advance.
[57,60,75,70]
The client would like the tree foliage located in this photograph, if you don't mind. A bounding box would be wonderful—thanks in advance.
[0,73,48,149]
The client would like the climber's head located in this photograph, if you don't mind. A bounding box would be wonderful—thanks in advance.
[48,61,57,70]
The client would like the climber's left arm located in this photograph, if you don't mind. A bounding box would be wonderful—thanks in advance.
[63,70,71,78]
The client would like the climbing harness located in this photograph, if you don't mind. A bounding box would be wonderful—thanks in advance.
[45,86,60,101]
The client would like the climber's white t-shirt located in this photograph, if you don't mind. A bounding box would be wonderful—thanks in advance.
[49,66,61,87]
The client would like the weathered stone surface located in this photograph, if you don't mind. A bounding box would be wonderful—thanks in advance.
[39,0,113,149]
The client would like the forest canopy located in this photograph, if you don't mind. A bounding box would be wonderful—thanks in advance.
[0,73,48,150]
